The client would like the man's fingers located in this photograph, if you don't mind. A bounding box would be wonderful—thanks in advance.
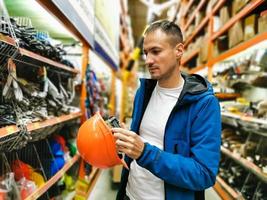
[113,132,130,142]
[112,128,133,136]
[116,137,133,149]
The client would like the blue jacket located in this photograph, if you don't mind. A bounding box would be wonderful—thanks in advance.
[117,73,221,200]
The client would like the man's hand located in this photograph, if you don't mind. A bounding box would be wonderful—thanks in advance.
[112,127,144,160]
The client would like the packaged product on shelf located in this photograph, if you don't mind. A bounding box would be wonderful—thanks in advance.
[258,10,267,34]
[220,6,230,27]
[228,21,244,48]
[199,34,208,63]
[244,14,257,41]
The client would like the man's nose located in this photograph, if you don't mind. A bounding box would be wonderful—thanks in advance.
[145,54,154,66]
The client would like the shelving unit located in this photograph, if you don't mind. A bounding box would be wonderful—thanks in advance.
[178,0,267,199]
[211,0,265,41]
[221,146,267,183]
[0,34,79,74]
[25,154,80,200]
[0,111,82,138]
[210,32,267,65]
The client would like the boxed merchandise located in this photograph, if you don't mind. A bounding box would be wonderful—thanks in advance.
[220,6,230,27]
[258,10,267,34]
[244,14,257,41]
[232,0,251,15]
[199,34,208,63]
[195,11,204,27]
[228,21,244,48]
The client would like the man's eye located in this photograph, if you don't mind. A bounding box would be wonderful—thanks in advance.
[152,50,159,55]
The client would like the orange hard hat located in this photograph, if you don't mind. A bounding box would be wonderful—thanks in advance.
[77,112,128,169]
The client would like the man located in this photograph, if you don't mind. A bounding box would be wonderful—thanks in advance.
[112,20,221,200]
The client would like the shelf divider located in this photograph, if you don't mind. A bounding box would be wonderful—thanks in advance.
[25,154,80,200]
[221,146,267,183]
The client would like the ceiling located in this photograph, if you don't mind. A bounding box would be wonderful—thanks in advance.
[3,0,173,46]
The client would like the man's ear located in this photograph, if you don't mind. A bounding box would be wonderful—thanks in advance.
[175,43,184,59]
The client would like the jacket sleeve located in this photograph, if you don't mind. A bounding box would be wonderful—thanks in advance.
[136,95,221,191]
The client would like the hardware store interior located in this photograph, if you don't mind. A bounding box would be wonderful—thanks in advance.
[0,0,267,199]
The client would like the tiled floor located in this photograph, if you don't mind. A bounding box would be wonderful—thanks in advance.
[88,169,221,200]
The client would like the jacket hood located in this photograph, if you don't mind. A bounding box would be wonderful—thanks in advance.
[140,72,214,107]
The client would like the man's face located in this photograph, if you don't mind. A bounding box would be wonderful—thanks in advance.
[143,29,183,81]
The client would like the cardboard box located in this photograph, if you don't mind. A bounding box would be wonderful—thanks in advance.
[228,21,244,48]
[195,11,204,27]
[232,0,251,15]
[244,14,257,41]
[220,6,230,26]
[258,10,267,34]
[199,35,208,63]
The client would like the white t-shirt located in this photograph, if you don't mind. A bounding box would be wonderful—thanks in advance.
[126,79,184,200]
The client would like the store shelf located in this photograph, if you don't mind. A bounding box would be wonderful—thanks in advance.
[19,48,80,74]
[210,32,267,65]
[188,65,206,74]
[181,49,199,65]
[183,0,207,32]
[25,154,80,200]
[184,16,209,48]
[0,35,79,74]
[215,93,240,100]
[211,0,265,41]
[0,111,82,138]
[221,146,267,183]
[184,0,227,48]
[214,176,244,200]
[221,111,267,128]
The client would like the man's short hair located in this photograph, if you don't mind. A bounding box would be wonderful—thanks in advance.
[144,20,183,45]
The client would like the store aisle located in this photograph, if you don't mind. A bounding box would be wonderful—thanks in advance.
[88,169,118,200]
[88,169,221,200]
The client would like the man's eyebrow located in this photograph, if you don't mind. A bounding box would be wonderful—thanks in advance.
[143,47,161,53]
